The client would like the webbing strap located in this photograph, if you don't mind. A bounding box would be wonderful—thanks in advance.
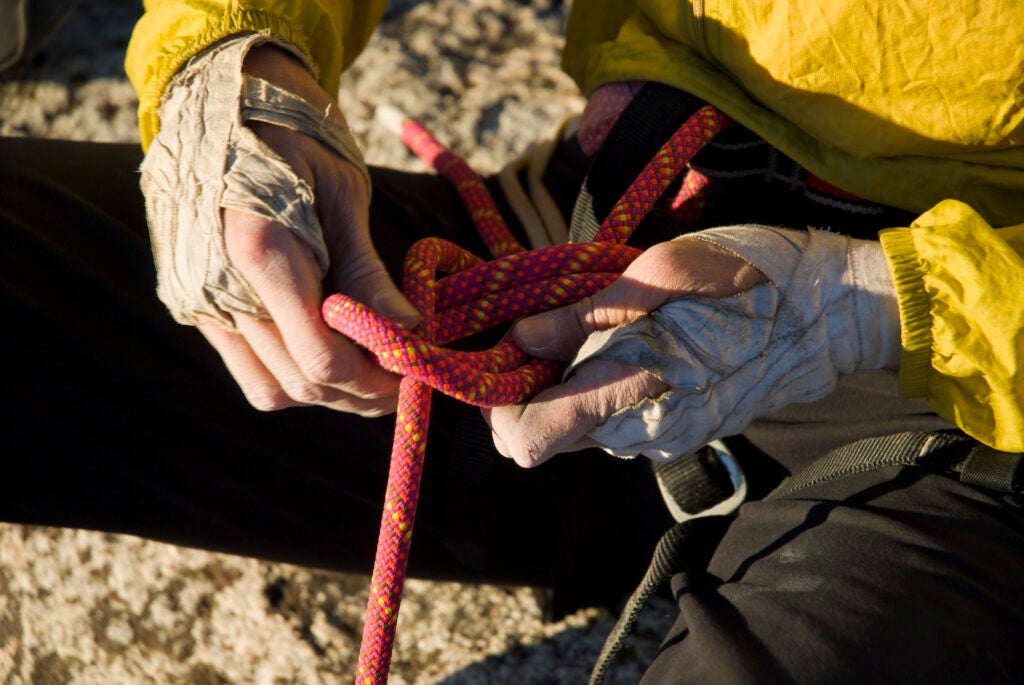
[653,445,736,518]
[570,84,706,242]
[589,516,729,685]
[768,431,1022,500]
[959,445,1024,493]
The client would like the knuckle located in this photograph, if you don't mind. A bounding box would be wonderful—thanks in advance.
[329,162,370,207]
[297,347,352,387]
[490,405,548,467]
[642,240,691,276]
[639,240,688,281]
[575,292,624,333]
[353,404,394,419]
[285,381,326,406]
[643,239,678,264]
[357,385,400,404]
[224,220,295,278]
[575,295,598,332]
[503,431,543,468]
[225,224,272,267]
[241,384,295,412]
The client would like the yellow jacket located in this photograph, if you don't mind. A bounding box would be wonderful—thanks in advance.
[126,0,1024,452]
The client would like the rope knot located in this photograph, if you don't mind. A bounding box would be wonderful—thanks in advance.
[320,106,730,684]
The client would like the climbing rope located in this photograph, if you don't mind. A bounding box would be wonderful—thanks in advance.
[321,104,729,684]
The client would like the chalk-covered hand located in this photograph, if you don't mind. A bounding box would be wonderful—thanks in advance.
[141,36,419,416]
[484,226,900,467]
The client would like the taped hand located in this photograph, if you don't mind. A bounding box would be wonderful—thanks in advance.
[141,36,419,416]
[484,226,901,467]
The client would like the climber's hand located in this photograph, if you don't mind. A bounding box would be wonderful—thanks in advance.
[204,46,418,416]
[142,40,419,417]
[485,226,901,468]
[483,238,764,467]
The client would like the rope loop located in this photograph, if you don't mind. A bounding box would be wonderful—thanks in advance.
[322,240,641,405]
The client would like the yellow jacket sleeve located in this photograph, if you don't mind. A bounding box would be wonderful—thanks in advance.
[880,202,1024,452]
[126,0,388,150]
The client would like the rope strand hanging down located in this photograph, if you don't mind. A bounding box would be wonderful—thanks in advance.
[321,105,729,684]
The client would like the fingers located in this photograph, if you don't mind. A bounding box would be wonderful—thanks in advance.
[220,113,418,415]
[230,213,397,394]
[236,317,398,415]
[203,320,392,415]
[513,238,767,360]
[167,47,415,417]
[200,320,398,416]
[483,360,667,468]
[493,239,765,467]
[221,209,401,415]
[319,196,421,330]
[199,322,293,411]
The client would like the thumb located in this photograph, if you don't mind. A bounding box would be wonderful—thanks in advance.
[513,238,768,360]
[334,254,422,330]
[317,161,421,330]
[366,269,422,329]
[513,274,654,360]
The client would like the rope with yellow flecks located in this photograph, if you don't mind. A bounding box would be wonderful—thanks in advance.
[321,104,729,685]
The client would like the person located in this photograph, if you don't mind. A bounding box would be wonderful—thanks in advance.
[2,1,1022,682]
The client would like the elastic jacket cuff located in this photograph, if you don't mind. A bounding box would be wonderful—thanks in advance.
[878,227,933,397]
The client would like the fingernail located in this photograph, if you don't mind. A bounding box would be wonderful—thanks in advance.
[515,315,558,351]
[375,291,421,329]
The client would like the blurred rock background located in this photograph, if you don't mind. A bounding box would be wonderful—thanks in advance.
[0,1,673,682]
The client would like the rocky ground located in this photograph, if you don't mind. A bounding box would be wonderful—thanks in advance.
[0,1,674,683]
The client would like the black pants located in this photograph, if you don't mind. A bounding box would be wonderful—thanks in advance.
[2,136,1022,683]
[644,462,1024,684]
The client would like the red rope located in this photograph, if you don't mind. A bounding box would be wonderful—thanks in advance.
[321,105,729,684]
